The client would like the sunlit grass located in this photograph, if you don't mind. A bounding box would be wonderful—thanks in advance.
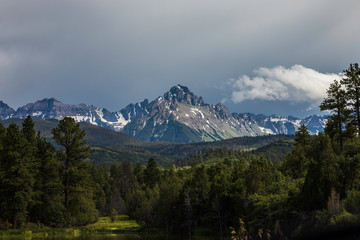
[83,215,140,232]
[0,215,140,239]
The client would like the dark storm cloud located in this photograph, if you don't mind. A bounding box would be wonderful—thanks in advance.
[0,0,359,117]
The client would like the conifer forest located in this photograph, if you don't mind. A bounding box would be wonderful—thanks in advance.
[1,63,360,239]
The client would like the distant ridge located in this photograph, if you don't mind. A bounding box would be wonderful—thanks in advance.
[0,84,327,143]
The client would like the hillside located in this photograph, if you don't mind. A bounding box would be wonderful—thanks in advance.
[1,118,296,167]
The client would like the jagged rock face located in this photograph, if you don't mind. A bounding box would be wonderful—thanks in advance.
[12,98,131,131]
[0,101,15,120]
[0,84,328,142]
[164,85,205,106]
[122,85,327,142]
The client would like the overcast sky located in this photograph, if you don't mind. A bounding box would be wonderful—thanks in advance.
[0,0,359,117]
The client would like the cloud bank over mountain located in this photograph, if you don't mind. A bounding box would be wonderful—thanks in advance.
[229,65,342,105]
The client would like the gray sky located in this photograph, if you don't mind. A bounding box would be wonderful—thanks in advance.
[0,0,359,117]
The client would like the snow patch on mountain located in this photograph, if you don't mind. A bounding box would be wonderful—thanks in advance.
[0,85,328,142]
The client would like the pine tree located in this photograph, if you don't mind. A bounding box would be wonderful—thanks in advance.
[143,158,161,188]
[320,80,349,152]
[21,115,36,144]
[0,123,35,228]
[52,117,90,209]
[295,124,311,147]
[20,116,42,223]
[32,133,66,225]
[282,144,309,179]
[0,123,6,222]
[0,123,5,149]
[341,63,360,134]
[300,133,338,210]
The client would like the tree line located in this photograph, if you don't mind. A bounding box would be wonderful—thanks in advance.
[0,63,359,239]
[0,116,97,228]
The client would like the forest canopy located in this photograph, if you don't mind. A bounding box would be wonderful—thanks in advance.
[0,63,360,239]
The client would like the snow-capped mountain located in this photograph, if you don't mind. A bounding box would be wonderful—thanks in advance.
[121,85,327,142]
[0,101,15,120]
[0,85,328,142]
[11,98,131,131]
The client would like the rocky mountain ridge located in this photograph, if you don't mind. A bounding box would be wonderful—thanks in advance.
[0,85,327,142]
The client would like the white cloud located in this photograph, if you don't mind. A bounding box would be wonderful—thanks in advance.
[230,65,341,104]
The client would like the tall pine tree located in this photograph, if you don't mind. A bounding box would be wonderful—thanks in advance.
[52,117,96,225]
[0,123,35,228]
[320,80,349,152]
[52,117,90,209]
[341,63,360,134]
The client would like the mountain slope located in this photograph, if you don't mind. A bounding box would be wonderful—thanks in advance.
[0,118,297,167]
[122,85,327,142]
[12,98,135,131]
[0,101,15,120]
[0,85,327,143]
[0,118,172,166]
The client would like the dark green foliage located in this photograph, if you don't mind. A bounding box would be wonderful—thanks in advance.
[295,124,311,147]
[341,63,360,134]
[0,118,360,238]
[52,117,90,209]
[253,139,295,163]
[300,134,338,210]
[52,117,97,225]
[107,161,136,214]
[143,158,161,188]
[156,168,183,233]
[1,63,360,237]
[0,118,296,168]
[30,133,65,225]
[320,80,349,152]
[282,144,309,179]
[0,123,35,229]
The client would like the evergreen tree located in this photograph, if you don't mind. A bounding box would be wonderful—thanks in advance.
[184,165,210,226]
[320,80,349,152]
[295,124,311,147]
[52,117,96,225]
[341,63,360,134]
[108,161,136,214]
[0,123,6,222]
[0,123,35,228]
[21,115,36,144]
[143,158,161,188]
[90,164,111,213]
[0,123,5,150]
[156,169,183,233]
[32,133,66,225]
[52,117,90,209]
[300,133,338,210]
[20,116,42,223]
[282,144,309,179]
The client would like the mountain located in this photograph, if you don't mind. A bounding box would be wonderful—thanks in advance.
[11,98,133,131]
[0,101,15,120]
[0,85,328,142]
[121,85,327,142]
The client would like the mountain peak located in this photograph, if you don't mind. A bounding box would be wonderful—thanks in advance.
[37,97,62,104]
[0,100,15,119]
[164,84,205,106]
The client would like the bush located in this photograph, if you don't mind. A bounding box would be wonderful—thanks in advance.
[43,202,70,227]
[344,189,360,214]
[110,209,118,222]
[335,210,358,226]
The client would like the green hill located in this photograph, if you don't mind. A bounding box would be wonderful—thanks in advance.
[1,118,296,167]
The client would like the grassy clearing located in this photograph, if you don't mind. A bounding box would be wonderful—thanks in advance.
[0,215,141,239]
[82,215,140,233]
